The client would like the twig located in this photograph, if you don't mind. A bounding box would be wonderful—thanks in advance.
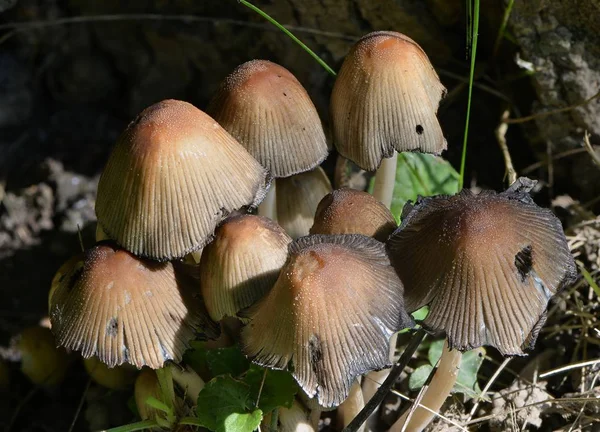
[68,378,92,432]
[504,90,600,124]
[521,148,588,175]
[0,13,357,41]
[583,131,600,168]
[466,357,512,422]
[496,110,517,184]
[539,359,600,379]
[343,329,427,432]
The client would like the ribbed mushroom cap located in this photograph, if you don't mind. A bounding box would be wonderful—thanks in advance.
[387,178,577,355]
[276,167,333,239]
[310,188,397,242]
[241,234,413,408]
[96,99,270,261]
[49,241,219,369]
[331,31,447,171]
[200,214,292,322]
[207,60,329,178]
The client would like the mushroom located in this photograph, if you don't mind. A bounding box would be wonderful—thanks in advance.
[199,214,292,323]
[95,99,270,261]
[207,60,329,220]
[330,31,446,208]
[240,234,413,408]
[276,167,332,239]
[385,178,577,431]
[83,356,137,390]
[49,241,219,369]
[18,326,69,387]
[310,187,397,242]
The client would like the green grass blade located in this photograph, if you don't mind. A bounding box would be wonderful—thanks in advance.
[579,265,600,298]
[493,0,515,57]
[238,0,336,76]
[103,420,159,432]
[458,0,480,191]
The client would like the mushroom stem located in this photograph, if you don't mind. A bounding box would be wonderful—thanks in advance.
[258,180,278,221]
[169,364,205,403]
[309,409,321,430]
[95,224,109,241]
[372,151,398,209]
[337,380,365,431]
[390,342,461,432]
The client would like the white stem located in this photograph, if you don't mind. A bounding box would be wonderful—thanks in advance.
[337,379,365,431]
[169,364,204,404]
[390,342,462,432]
[258,180,278,221]
[372,152,398,209]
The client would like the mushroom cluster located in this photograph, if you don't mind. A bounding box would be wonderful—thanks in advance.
[47,29,576,432]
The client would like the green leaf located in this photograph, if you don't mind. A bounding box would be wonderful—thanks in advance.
[197,375,263,432]
[423,340,486,399]
[206,346,251,378]
[245,365,297,413]
[368,153,459,221]
[409,364,433,390]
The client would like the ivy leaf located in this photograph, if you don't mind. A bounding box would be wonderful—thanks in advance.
[368,153,459,221]
[245,365,297,413]
[205,346,251,378]
[196,375,263,432]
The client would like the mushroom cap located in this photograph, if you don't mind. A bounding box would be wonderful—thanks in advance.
[200,214,292,322]
[276,167,333,239]
[49,241,219,369]
[240,234,413,408]
[95,99,270,261]
[310,187,397,242]
[207,60,329,178]
[331,31,447,171]
[387,178,577,355]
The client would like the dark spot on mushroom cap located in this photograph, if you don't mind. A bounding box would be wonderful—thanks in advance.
[308,334,323,373]
[515,245,533,283]
[416,125,424,135]
[283,92,287,96]
[106,318,118,337]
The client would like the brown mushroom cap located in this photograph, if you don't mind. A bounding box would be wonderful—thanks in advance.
[207,60,329,178]
[200,214,292,322]
[310,187,397,242]
[276,167,333,239]
[241,234,413,408]
[387,178,577,355]
[50,241,219,369]
[331,31,447,171]
[95,99,270,261]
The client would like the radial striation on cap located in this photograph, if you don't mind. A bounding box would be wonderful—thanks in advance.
[200,214,292,322]
[50,242,219,369]
[208,60,329,178]
[96,99,270,261]
[387,178,577,355]
[276,167,333,239]
[331,31,447,171]
[241,234,413,408]
[310,187,397,242]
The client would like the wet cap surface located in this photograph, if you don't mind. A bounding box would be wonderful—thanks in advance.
[50,241,219,369]
[208,60,329,178]
[241,234,413,408]
[200,214,292,322]
[310,187,397,242]
[331,31,447,171]
[387,178,577,355]
[96,99,270,261]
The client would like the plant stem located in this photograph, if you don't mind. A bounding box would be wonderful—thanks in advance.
[372,152,398,208]
[458,0,480,191]
[238,0,336,76]
[258,180,277,221]
[343,329,426,432]
[104,420,159,432]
